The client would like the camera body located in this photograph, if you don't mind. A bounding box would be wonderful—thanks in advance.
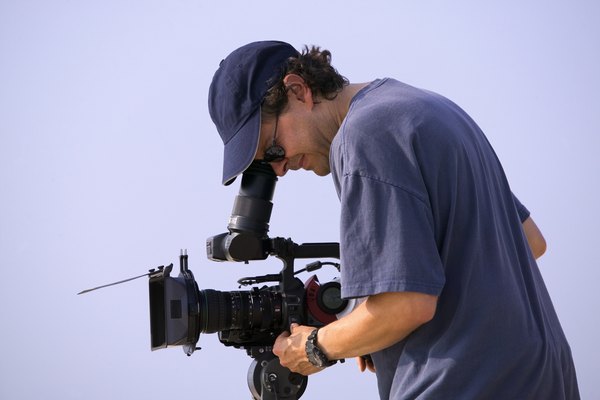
[148,162,345,357]
[149,255,345,354]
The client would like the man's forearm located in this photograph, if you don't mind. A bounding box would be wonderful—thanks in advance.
[317,291,438,360]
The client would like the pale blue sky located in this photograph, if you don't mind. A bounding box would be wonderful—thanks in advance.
[1,1,599,399]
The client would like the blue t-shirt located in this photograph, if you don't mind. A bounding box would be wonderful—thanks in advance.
[330,79,579,399]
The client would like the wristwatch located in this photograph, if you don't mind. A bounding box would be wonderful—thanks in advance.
[305,328,337,368]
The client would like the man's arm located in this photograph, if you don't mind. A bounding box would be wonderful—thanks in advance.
[522,216,546,259]
[273,291,437,375]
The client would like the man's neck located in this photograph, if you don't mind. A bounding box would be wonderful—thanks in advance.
[334,82,371,127]
[316,82,371,146]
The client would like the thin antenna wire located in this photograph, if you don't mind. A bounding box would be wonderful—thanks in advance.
[77,272,151,295]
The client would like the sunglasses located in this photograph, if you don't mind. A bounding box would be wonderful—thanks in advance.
[262,114,286,163]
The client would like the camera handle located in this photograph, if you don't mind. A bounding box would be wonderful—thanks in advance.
[268,238,340,327]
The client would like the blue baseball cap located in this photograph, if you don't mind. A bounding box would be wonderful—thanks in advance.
[208,41,299,185]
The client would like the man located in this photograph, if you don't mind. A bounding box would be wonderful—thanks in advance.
[208,41,579,399]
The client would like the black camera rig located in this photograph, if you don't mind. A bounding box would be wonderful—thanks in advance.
[147,162,346,399]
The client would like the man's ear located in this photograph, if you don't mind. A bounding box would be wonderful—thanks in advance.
[283,74,314,106]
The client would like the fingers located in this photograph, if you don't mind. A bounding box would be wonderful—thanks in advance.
[356,355,376,373]
[356,356,366,372]
[366,360,376,373]
[366,357,376,373]
[273,324,301,361]
[273,329,290,358]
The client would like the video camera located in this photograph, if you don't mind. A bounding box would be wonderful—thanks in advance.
[147,161,348,399]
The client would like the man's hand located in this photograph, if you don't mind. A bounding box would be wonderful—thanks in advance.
[273,323,323,376]
[356,355,376,373]
[522,216,546,259]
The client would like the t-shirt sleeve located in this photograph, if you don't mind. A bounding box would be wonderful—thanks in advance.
[512,193,531,223]
[339,173,446,299]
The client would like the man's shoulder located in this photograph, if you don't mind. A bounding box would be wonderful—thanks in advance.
[339,80,426,147]
[344,78,442,131]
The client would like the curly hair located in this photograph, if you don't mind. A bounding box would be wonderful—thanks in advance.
[261,45,349,118]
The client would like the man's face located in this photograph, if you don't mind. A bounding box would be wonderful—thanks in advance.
[254,79,333,178]
[255,109,332,178]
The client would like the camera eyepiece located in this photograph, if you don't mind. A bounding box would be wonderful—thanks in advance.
[228,161,277,237]
[207,162,278,262]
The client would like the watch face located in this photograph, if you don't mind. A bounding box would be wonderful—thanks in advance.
[306,343,320,366]
[306,329,322,367]
[306,329,334,368]
[307,349,323,367]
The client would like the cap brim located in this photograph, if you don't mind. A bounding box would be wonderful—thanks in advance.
[222,110,261,185]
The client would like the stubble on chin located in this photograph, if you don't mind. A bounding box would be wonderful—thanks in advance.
[313,165,331,177]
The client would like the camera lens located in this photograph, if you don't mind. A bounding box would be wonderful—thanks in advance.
[198,288,283,334]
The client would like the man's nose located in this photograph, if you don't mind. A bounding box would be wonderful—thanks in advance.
[270,160,287,177]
